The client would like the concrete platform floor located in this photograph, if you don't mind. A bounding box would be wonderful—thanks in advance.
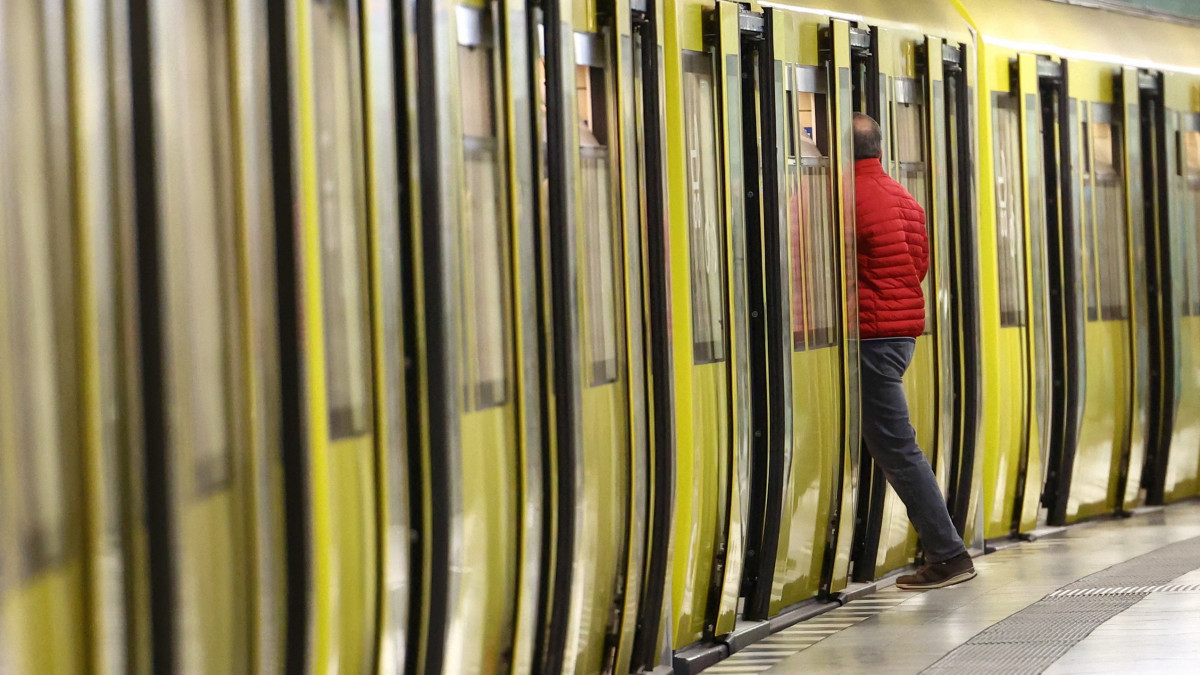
[703,501,1200,674]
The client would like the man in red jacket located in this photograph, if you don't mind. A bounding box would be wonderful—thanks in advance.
[852,113,975,590]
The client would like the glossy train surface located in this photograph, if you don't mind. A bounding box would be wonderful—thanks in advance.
[1,0,1199,673]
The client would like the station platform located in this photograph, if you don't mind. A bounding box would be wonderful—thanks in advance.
[702,502,1200,674]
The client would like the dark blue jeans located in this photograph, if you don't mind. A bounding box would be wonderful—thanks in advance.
[860,337,966,563]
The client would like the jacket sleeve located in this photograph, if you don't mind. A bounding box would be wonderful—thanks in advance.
[911,198,930,283]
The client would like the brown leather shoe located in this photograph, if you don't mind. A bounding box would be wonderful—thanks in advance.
[896,552,976,590]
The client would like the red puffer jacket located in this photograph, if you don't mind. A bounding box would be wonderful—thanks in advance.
[853,157,929,339]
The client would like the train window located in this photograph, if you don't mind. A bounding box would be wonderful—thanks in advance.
[158,0,239,492]
[992,92,1027,328]
[892,81,929,209]
[0,0,75,570]
[577,48,622,386]
[312,0,374,434]
[1081,115,1099,322]
[1183,128,1200,316]
[457,40,512,409]
[682,50,728,364]
[1090,112,1130,321]
[3,195,71,575]
[790,72,837,350]
[784,78,807,349]
[891,79,932,336]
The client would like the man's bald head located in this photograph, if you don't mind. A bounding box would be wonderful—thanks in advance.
[853,112,882,161]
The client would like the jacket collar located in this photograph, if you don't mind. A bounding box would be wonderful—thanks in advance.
[854,157,885,176]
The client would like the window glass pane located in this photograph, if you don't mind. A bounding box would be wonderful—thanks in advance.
[1091,115,1130,321]
[792,78,840,348]
[313,0,373,436]
[792,83,837,349]
[578,64,621,385]
[892,92,932,335]
[682,50,727,364]
[151,0,237,492]
[1081,116,1099,321]
[1185,129,1200,316]
[784,82,806,349]
[992,93,1027,328]
[1,0,73,571]
[458,44,511,409]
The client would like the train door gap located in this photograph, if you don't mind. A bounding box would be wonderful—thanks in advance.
[847,24,888,584]
[814,18,859,602]
[738,13,769,608]
[1005,58,1035,536]
[736,6,791,623]
[1035,59,1082,526]
[941,43,980,537]
[391,4,426,673]
[627,0,677,668]
[1138,72,1174,505]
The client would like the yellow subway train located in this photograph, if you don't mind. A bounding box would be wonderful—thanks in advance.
[0,0,1198,673]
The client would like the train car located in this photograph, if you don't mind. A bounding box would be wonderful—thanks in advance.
[960,0,1200,539]
[658,1,986,668]
[3,1,1200,674]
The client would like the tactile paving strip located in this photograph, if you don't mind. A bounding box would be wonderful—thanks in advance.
[1048,583,1200,597]
[923,534,1200,674]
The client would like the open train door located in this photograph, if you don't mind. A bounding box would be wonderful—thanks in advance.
[731,5,866,633]
[935,38,985,547]
[850,29,977,581]
[1138,69,1180,506]
[1016,54,1084,527]
[405,1,543,671]
[735,3,794,627]
[1115,66,1151,512]
[816,18,863,598]
[628,0,679,670]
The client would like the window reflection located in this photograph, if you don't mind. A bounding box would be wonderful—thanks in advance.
[785,70,837,351]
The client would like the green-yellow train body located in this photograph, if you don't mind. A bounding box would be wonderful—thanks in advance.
[0,0,1198,672]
